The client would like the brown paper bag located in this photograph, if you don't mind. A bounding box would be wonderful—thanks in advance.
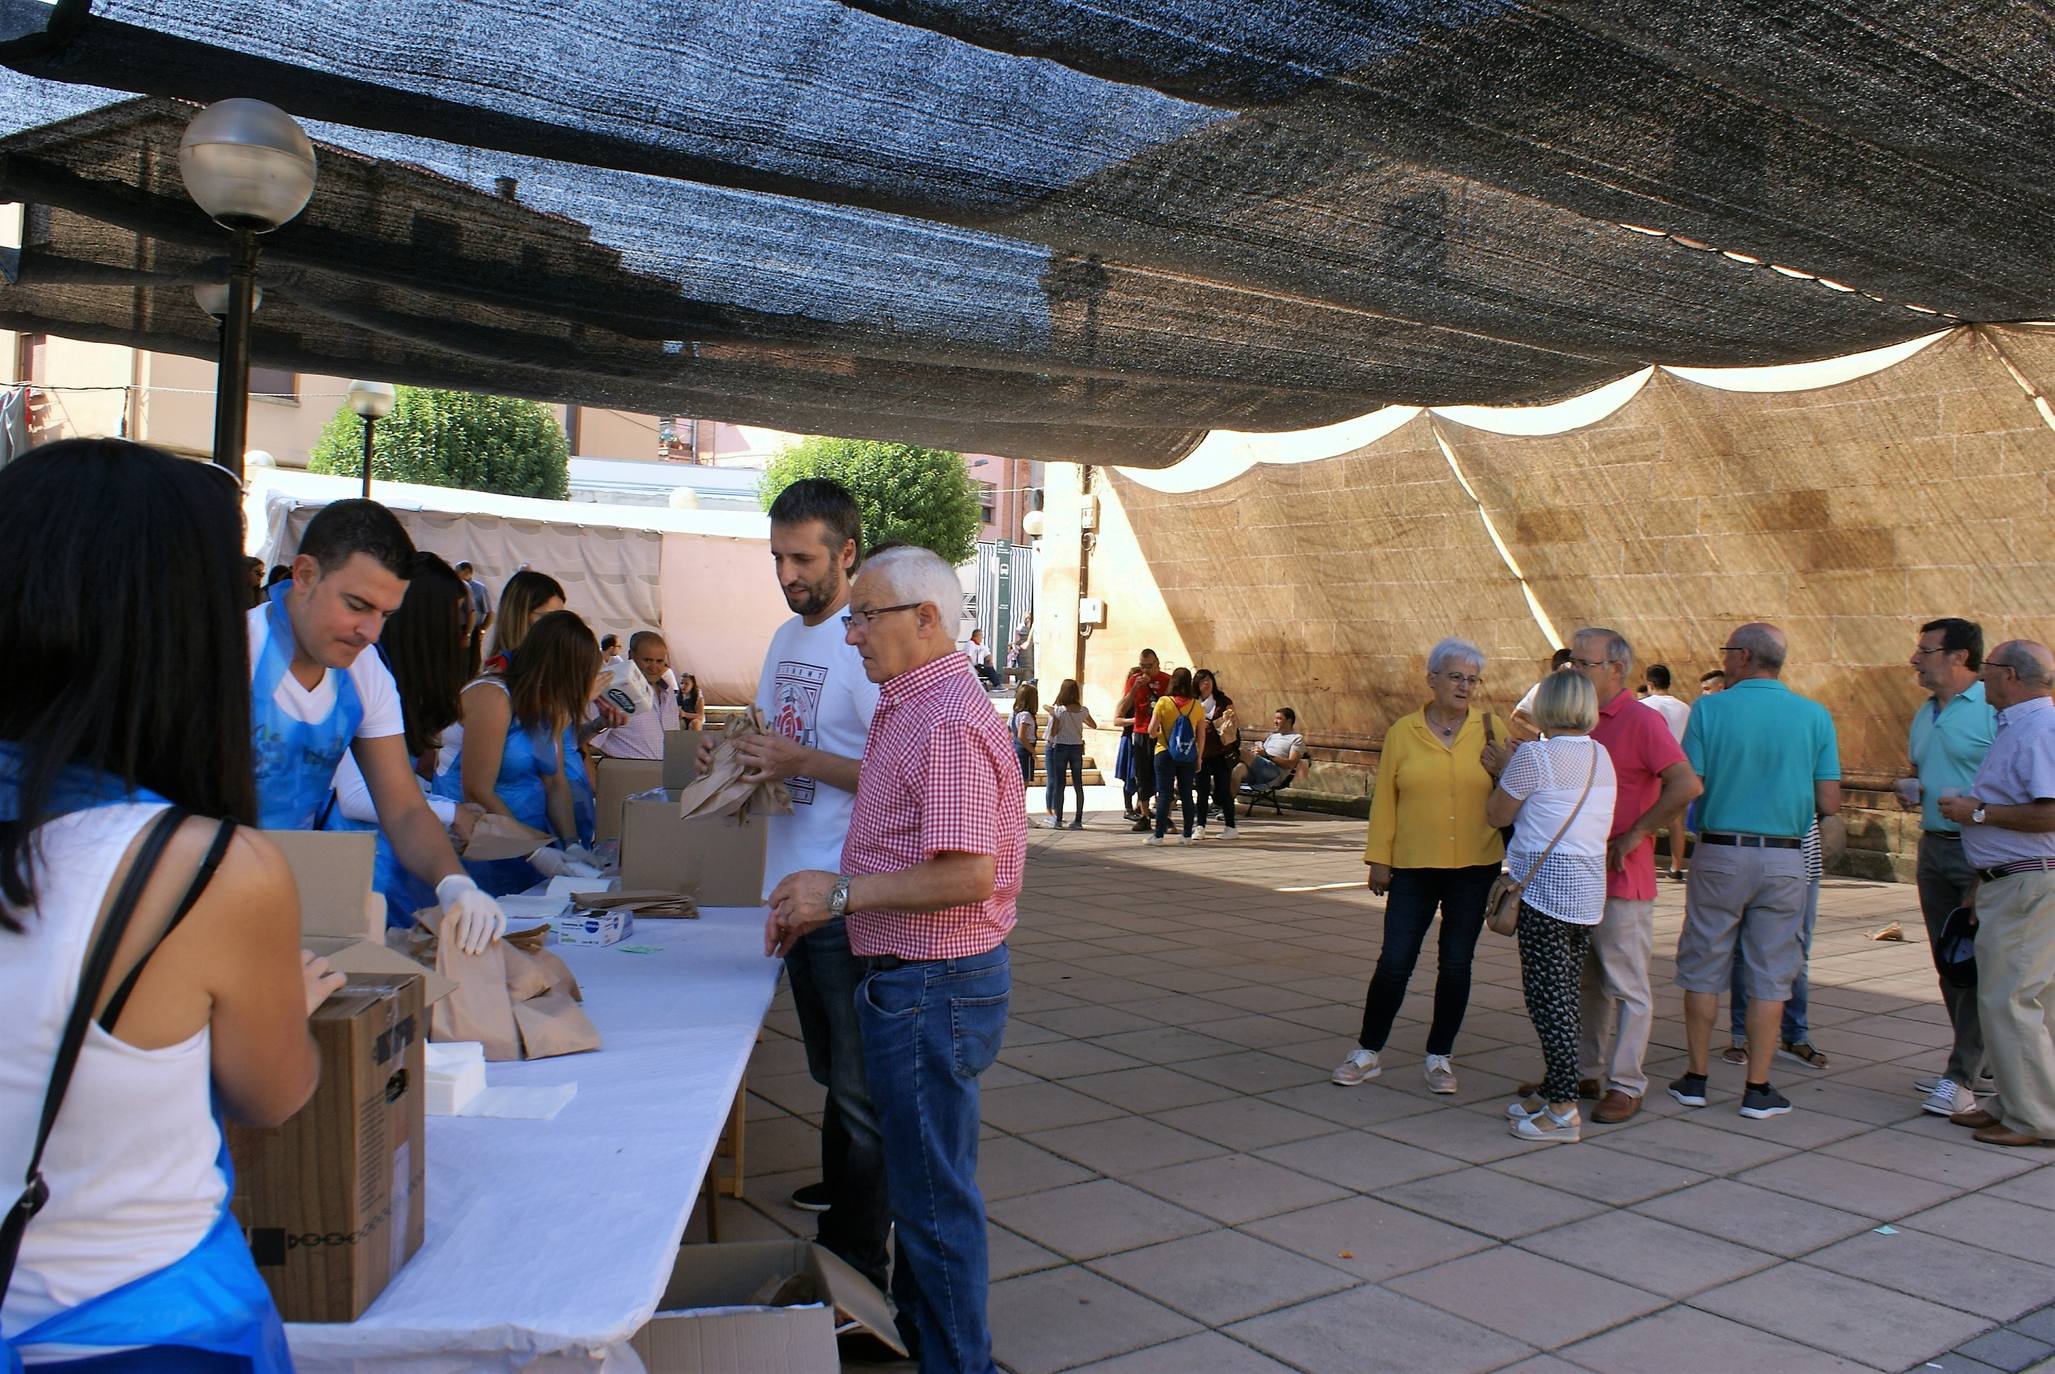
[675,710,793,821]
[464,813,553,862]
[409,917,600,1061]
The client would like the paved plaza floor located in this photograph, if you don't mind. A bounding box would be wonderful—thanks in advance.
[708,803,2055,1374]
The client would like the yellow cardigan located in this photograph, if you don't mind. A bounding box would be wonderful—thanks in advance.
[1362,707,1507,870]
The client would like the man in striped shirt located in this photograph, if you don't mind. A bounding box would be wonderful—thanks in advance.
[769,544,1024,1374]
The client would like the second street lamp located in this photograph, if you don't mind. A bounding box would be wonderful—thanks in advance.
[345,381,396,499]
[178,99,317,483]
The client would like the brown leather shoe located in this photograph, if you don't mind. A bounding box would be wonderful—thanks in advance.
[1592,1090,1642,1124]
[1517,1078,1601,1100]
[1974,1123,2055,1148]
[1951,1107,2001,1129]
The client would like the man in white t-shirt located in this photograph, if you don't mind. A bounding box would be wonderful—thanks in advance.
[1640,663,1692,743]
[252,500,506,953]
[699,479,886,1290]
[1240,707,1306,792]
[593,631,681,760]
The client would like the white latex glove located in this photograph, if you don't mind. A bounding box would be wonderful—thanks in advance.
[528,844,603,880]
[563,843,603,872]
[436,874,507,955]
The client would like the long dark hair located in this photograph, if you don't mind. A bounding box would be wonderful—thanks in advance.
[1193,668,1231,709]
[490,569,567,660]
[1167,667,1194,699]
[0,440,256,927]
[380,553,468,757]
[505,610,603,735]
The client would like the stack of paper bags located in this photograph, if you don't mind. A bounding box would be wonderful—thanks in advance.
[408,917,601,1061]
[676,709,794,822]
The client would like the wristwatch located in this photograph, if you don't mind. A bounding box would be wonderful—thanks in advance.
[1971,803,1988,824]
[827,875,851,920]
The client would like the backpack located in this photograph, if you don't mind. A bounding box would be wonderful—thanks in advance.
[1167,705,1199,764]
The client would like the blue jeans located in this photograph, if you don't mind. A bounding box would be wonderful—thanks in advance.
[1153,752,1197,839]
[858,946,1010,1374]
[1730,874,1819,1043]
[1044,742,1084,819]
[1357,865,1498,1056]
[784,918,891,1291]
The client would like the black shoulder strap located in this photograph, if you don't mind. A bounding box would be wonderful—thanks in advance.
[97,816,237,1034]
[0,805,188,1294]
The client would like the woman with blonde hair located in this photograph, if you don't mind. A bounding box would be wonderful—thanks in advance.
[1044,679,1097,829]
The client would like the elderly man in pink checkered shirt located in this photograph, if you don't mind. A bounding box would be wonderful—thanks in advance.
[769,544,1025,1374]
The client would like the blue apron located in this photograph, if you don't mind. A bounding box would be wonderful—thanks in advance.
[250,582,363,831]
[320,803,437,931]
[0,757,290,1372]
[562,725,595,849]
[431,689,556,896]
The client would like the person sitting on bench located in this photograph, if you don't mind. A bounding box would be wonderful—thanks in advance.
[1238,707,1305,794]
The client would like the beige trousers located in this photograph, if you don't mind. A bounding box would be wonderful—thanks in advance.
[1974,871,2055,1137]
[1579,897,1657,1097]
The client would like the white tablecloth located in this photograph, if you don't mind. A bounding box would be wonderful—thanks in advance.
[286,906,781,1373]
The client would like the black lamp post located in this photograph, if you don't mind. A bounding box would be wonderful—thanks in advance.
[345,381,396,498]
[178,99,317,483]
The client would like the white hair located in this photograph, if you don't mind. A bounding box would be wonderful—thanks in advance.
[1573,626,1634,675]
[1427,637,1485,676]
[857,545,963,623]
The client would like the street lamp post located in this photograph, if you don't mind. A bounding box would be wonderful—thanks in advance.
[178,99,317,483]
[345,381,396,499]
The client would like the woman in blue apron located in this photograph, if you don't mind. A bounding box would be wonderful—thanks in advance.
[320,556,472,927]
[436,610,604,895]
[1,438,323,1372]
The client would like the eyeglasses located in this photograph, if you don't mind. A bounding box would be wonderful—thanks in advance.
[839,602,922,629]
[1568,657,1609,671]
[1718,645,1748,655]
[1912,646,1950,657]
[1438,673,1483,688]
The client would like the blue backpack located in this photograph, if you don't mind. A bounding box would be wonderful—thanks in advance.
[1167,707,1199,764]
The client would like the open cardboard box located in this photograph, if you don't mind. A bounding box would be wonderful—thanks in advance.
[617,794,768,908]
[631,1239,904,1374]
[262,829,457,1004]
[662,727,709,790]
[593,756,663,842]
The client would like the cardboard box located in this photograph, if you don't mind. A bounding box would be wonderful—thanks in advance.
[554,907,633,946]
[662,728,709,790]
[618,793,768,907]
[631,1240,903,1374]
[593,756,664,842]
[228,972,427,1323]
[262,829,457,1001]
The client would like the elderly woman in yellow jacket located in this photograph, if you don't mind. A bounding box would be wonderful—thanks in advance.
[1334,637,1510,1095]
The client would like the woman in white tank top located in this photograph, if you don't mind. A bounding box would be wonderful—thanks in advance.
[0,440,338,1370]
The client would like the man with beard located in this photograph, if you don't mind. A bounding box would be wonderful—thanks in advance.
[700,479,887,1291]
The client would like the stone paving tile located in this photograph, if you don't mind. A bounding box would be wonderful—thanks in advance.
[1904,1194,2055,1268]
[1955,1327,2055,1373]
[1124,1151,1350,1225]
[979,1080,1130,1133]
[1148,1095,1339,1151]
[1176,1049,1327,1094]
[1560,1304,1878,1373]
[1023,1116,1228,1176]
[1021,1005,1168,1038]
[1985,1168,2055,1213]
[1381,1163,1608,1241]
[1087,1025,1242,1064]
[1819,1124,2044,1191]
[976,1134,1097,1201]
[1692,1262,1995,1369]
[1227,1284,1535,1374]
[1065,1331,1301,1373]
[1486,1137,1710,1206]
[987,1221,1067,1281]
[1000,1039,1151,1079]
[1387,1245,1669,1347]
[1591,1114,1801,1174]
[988,1267,1203,1374]
[1736,1150,1965,1219]
[1631,1177,1879,1256]
[1063,1064,1241,1113]
[1805,1228,2055,1322]
[986,1177,1214,1262]
[1240,1193,1495,1282]
[1254,1128,1466,1193]
[1367,1102,1552,1164]
[1519,1208,1779,1298]
[1088,1229,1359,1324]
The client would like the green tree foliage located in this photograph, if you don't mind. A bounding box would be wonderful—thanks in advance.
[308,387,571,500]
[759,437,982,565]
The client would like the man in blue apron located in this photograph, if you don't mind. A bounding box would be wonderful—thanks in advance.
[253,500,505,953]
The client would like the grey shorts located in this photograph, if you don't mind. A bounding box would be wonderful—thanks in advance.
[1675,841,1808,1000]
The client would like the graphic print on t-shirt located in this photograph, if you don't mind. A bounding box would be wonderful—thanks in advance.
[767,659,828,806]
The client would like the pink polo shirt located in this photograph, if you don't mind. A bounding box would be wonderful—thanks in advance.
[1589,690,1687,901]
[842,652,1025,959]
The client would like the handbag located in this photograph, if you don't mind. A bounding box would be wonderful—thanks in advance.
[2,807,231,1293]
[1485,744,1598,937]
[1936,905,1977,989]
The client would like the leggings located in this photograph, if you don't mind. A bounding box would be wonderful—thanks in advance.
[1195,752,1236,828]
[1518,901,1592,1105]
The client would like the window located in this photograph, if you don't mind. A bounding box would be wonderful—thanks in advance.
[249,367,297,402]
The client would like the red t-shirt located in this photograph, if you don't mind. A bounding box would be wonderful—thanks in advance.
[1589,690,1688,901]
[1125,669,1169,733]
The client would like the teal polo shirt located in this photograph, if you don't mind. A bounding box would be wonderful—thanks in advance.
[1682,678,1839,838]
[1908,680,1995,834]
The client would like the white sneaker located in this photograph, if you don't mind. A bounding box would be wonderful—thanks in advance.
[1331,1048,1382,1086]
[1177,835,1194,846]
[1218,827,1239,839]
[1196,826,1209,838]
[1424,1054,1458,1094]
[1143,835,1164,846]
[1922,1078,1977,1117]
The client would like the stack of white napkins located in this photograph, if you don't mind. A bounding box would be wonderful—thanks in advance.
[424,1040,487,1116]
